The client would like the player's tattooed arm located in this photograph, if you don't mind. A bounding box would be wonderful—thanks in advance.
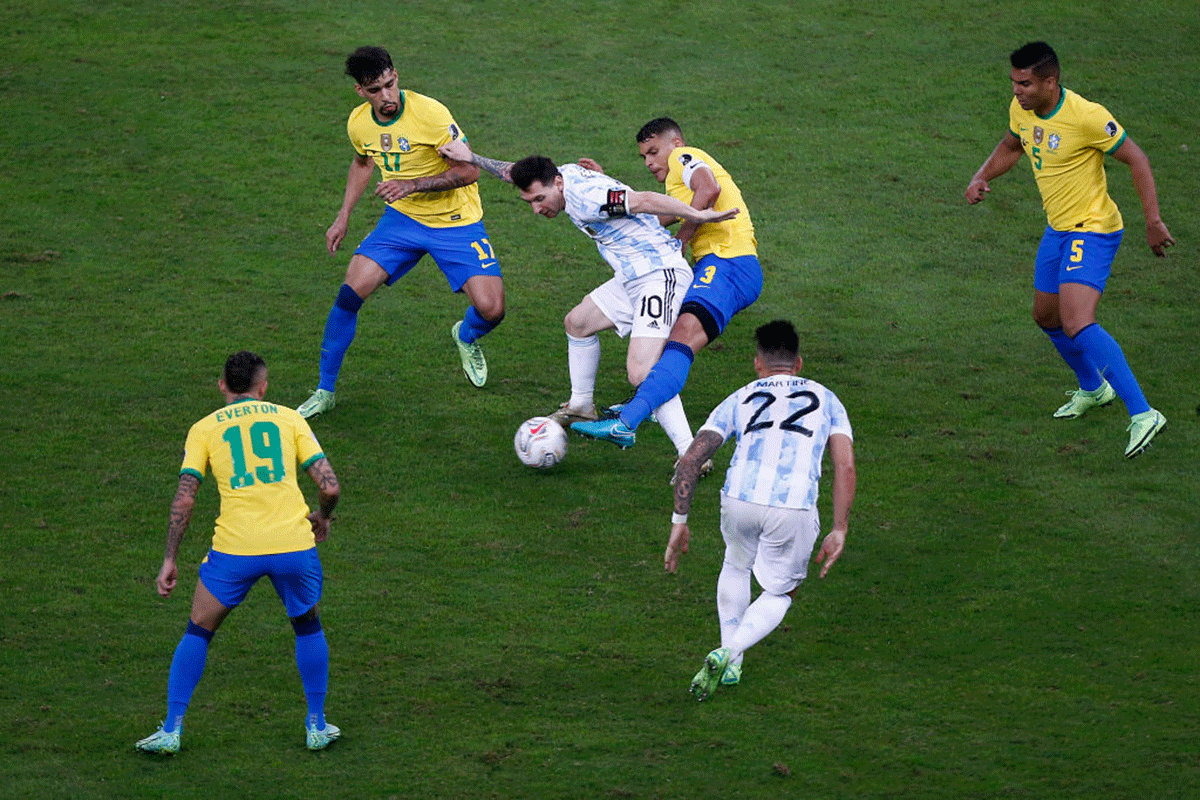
[470,153,515,183]
[437,139,514,183]
[164,473,200,562]
[672,430,724,515]
[306,457,341,520]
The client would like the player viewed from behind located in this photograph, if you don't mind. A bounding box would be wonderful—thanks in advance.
[665,321,855,701]
[571,117,762,449]
[136,352,342,753]
[298,45,504,419]
[964,41,1174,458]
[439,138,739,467]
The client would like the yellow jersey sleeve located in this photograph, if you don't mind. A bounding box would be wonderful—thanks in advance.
[663,146,757,260]
[346,90,482,227]
[1008,89,1125,233]
[179,400,323,556]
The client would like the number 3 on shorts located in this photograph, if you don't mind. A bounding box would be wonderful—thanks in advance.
[698,264,717,284]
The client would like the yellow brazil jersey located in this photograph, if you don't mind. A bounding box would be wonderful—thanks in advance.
[1008,88,1127,233]
[346,89,482,227]
[663,146,757,260]
[180,399,325,556]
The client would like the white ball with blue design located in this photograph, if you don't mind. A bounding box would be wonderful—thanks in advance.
[514,416,568,468]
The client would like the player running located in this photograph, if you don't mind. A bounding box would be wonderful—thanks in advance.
[665,321,856,701]
[965,42,1174,458]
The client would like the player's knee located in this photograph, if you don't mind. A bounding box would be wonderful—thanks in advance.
[290,607,322,637]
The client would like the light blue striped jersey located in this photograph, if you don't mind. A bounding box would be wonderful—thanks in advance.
[560,163,685,282]
[701,375,852,509]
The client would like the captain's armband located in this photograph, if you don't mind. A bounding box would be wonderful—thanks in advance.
[600,189,628,217]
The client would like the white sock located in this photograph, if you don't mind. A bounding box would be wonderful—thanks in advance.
[654,394,694,455]
[716,561,752,662]
[727,592,792,664]
[566,333,600,407]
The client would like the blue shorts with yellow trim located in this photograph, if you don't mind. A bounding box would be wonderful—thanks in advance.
[198,547,323,618]
[356,207,502,292]
[1033,227,1123,294]
[682,253,763,338]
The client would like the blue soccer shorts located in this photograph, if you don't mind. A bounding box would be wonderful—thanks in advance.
[680,253,763,340]
[1033,227,1123,294]
[198,547,323,618]
[355,207,503,292]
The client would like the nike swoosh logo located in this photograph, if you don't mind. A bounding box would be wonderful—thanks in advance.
[481,262,496,269]
[1066,264,1084,271]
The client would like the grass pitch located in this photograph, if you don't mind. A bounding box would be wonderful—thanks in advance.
[2,1,1198,797]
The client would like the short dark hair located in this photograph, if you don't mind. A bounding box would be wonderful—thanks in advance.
[755,320,800,365]
[345,46,394,85]
[636,117,683,143]
[223,351,267,394]
[1010,41,1059,79]
[510,156,560,191]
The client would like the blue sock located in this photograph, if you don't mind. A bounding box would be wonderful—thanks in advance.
[457,305,503,345]
[164,622,213,733]
[1041,326,1102,391]
[1071,323,1150,415]
[317,285,365,392]
[619,341,695,431]
[293,619,329,730]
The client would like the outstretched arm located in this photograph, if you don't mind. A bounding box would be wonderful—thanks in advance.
[305,457,341,543]
[156,473,201,597]
[665,430,724,574]
[438,139,515,184]
[627,190,739,226]
[1111,137,1175,256]
[965,132,1024,204]
[814,434,855,579]
[674,165,722,246]
[326,154,375,254]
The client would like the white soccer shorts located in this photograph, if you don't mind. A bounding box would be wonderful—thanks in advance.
[587,264,691,340]
[719,495,821,596]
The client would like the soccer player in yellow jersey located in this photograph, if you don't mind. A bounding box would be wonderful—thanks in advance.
[298,46,503,418]
[572,118,763,450]
[137,352,343,754]
[965,42,1174,458]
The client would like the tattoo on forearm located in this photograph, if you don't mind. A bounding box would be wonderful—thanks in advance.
[409,171,473,193]
[165,474,200,560]
[471,154,514,183]
[308,458,341,517]
[673,430,724,514]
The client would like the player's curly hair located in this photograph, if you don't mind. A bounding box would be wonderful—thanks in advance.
[345,46,393,85]
[223,351,266,394]
[510,156,560,191]
[755,320,800,365]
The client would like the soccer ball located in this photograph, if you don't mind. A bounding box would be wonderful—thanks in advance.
[514,416,567,468]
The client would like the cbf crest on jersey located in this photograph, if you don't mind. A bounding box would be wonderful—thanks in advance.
[1048,133,1061,151]
[380,134,392,151]
[398,138,411,152]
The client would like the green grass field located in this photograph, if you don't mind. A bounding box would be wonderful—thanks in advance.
[3,1,1198,797]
